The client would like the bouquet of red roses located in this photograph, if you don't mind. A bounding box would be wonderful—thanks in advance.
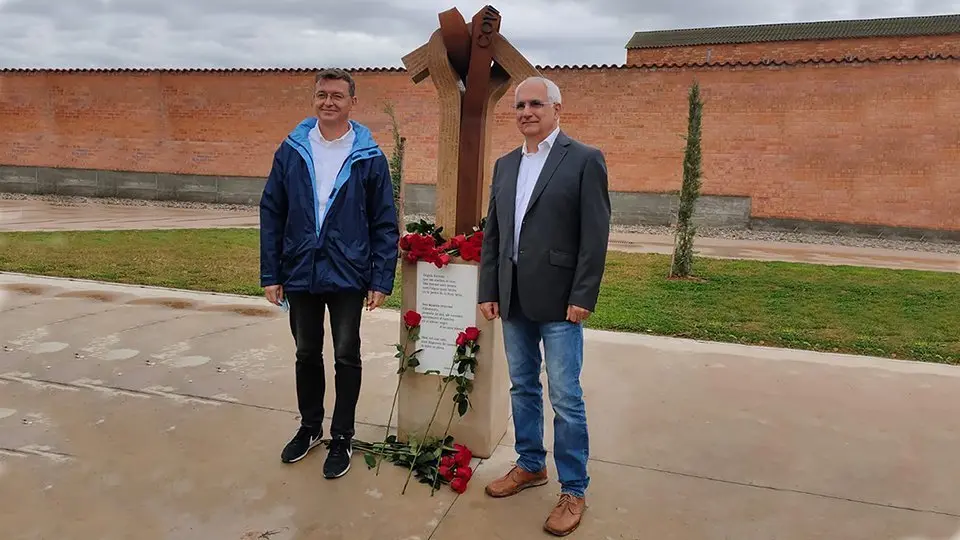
[438,443,474,493]
[398,218,484,268]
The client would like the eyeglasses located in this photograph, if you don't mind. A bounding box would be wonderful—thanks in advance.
[316,92,347,102]
[514,99,554,110]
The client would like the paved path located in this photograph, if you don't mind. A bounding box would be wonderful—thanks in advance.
[609,232,960,273]
[0,198,258,231]
[2,198,959,273]
[1,273,959,539]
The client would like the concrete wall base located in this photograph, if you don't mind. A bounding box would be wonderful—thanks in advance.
[4,164,957,242]
[0,165,263,205]
[403,183,751,229]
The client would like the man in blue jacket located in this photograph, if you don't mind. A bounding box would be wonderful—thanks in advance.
[259,68,399,479]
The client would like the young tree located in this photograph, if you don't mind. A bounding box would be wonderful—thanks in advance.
[669,80,704,279]
[384,102,406,222]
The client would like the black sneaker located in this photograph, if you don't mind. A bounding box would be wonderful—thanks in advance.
[281,426,323,464]
[323,435,353,479]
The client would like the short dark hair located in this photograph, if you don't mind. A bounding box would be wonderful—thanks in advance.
[315,68,356,97]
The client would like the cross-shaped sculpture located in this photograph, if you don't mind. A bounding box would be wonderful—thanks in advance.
[402,5,540,236]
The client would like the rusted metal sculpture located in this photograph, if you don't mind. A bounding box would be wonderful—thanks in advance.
[395,6,541,460]
[402,5,539,236]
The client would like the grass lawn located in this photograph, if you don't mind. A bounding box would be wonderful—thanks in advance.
[1,228,957,365]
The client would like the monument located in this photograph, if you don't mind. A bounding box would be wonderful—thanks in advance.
[394,5,539,459]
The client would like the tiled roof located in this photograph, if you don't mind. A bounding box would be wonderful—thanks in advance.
[0,66,408,73]
[625,13,960,49]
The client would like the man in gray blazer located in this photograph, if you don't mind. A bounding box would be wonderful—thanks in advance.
[478,76,611,537]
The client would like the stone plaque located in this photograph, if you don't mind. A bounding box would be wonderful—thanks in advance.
[414,261,478,378]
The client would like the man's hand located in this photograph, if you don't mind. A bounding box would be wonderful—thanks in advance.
[366,290,387,311]
[566,304,591,324]
[480,302,499,321]
[264,284,283,306]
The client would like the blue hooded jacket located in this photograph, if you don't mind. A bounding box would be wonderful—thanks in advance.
[259,117,399,296]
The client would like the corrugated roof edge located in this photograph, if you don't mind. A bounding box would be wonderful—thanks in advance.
[0,53,957,74]
[0,64,627,73]
[624,52,960,69]
[625,13,960,49]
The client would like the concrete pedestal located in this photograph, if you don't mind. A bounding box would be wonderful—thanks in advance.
[395,258,511,459]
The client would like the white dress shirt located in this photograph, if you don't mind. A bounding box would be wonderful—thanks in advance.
[514,125,560,261]
[309,121,355,230]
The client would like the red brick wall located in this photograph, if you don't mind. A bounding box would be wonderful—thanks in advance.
[626,35,960,65]
[1,55,958,231]
[546,60,958,232]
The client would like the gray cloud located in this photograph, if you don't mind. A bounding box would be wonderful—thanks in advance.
[0,0,956,69]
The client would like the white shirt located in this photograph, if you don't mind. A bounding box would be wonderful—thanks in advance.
[513,125,560,261]
[308,122,355,229]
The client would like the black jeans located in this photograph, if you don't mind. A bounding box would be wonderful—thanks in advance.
[287,290,365,439]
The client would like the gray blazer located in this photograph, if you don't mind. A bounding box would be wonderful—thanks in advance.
[478,130,611,322]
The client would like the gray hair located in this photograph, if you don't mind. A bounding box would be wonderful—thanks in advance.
[515,76,562,104]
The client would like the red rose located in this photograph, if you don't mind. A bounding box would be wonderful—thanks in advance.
[414,242,441,266]
[468,235,483,258]
[456,332,467,346]
[399,235,412,251]
[450,477,468,494]
[439,253,451,266]
[441,455,455,468]
[403,310,421,328]
[404,251,418,263]
[463,326,480,342]
[411,245,432,258]
[459,242,480,262]
[454,444,472,467]
[409,234,436,256]
[454,465,473,482]
[438,236,458,251]
[452,234,466,248]
[438,465,454,481]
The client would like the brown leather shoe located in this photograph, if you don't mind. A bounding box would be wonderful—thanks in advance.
[543,494,586,536]
[484,465,548,498]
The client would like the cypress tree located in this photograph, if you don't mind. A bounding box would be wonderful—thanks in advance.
[670,81,704,279]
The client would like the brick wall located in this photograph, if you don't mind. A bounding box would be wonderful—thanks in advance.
[1,53,958,231]
[626,35,960,65]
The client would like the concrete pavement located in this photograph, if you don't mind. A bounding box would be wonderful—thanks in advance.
[2,272,959,539]
[3,198,958,273]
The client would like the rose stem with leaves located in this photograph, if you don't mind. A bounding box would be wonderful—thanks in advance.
[377,321,418,476]
[376,357,405,476]
[430,385,463,496]
[430,341,477,496]
[401,355,460,494]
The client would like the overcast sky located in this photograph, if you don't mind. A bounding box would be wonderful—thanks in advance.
[0,0,958,69]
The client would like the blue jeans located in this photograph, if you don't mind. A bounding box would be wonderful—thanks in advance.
[502,308,590,498]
